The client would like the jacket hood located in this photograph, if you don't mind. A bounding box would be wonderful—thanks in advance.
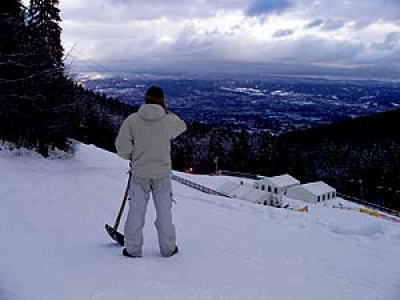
[138,104,166,121]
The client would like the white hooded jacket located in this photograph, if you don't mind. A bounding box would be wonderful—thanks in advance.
[115,104,187,178]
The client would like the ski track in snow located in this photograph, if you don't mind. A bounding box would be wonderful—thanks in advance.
[1,143,400,300]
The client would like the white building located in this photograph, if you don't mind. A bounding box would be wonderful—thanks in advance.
[243,188,272,205]
[254,174,300,196]
[216,181,278,206]
[287,181,336,204]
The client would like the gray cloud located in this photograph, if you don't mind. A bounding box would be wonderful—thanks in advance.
[320,20,346,31]
[258,36,366,64]
[95,34,374,76]
[303,0,400,28]
[246,0,293,16]
[384,32,400,50]
[61,0,400,77]
[305,19,323,29]
[372,32,400,51]
[170,26,217,56]
[61,0,249,22]
[304,19,346,32]
[274,29,295,37]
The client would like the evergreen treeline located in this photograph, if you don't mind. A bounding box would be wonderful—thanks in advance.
[275,109,400,210]
[0,0,136,156]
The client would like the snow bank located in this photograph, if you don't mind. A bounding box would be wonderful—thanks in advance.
[1,143,400,300]
[0,141,73,160]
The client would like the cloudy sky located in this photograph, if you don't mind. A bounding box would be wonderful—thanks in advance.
[59,0,400,77]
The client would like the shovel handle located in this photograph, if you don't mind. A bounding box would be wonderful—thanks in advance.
[113,170,132,230]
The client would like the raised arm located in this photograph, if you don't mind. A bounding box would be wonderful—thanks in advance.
[168,112,187,139]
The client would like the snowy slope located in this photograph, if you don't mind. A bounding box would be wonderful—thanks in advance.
[1,143,400,300]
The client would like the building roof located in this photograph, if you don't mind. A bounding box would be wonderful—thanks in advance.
[217,181,269,202]
[300,181,335,195]
[263,174,300,188]
[216,181,240,196]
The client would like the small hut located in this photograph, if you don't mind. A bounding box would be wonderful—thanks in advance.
[287,181,336,204]
[254,174,300,195]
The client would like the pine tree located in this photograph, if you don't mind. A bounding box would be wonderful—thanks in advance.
[0,0,25,60]
[231,129,250,172]
[25,0,67,156]
[255,132,274,175]
[0,0,27,143]
[27,0,64,71]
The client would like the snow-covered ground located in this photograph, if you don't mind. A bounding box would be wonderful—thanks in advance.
[1,143,400,300]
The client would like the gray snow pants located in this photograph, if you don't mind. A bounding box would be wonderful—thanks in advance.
[124,176,176,257]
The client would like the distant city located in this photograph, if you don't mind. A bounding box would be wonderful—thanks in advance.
[78,73,400,134]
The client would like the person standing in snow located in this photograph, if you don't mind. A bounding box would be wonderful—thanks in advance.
[115,86,187,258]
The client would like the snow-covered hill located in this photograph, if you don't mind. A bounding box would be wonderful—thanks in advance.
[1,143,399,300]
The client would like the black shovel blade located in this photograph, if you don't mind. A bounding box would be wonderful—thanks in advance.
[105,224,125,246]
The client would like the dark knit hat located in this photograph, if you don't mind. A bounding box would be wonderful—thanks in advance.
[145,86,166,109]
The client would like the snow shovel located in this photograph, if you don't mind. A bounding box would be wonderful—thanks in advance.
[105,170,132,246]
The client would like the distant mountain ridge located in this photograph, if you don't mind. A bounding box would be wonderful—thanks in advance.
[284,108,400,140]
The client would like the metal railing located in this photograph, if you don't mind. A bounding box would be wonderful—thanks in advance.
[172,174,230,198]
[217,170,262,180]
[337,192,400,217]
